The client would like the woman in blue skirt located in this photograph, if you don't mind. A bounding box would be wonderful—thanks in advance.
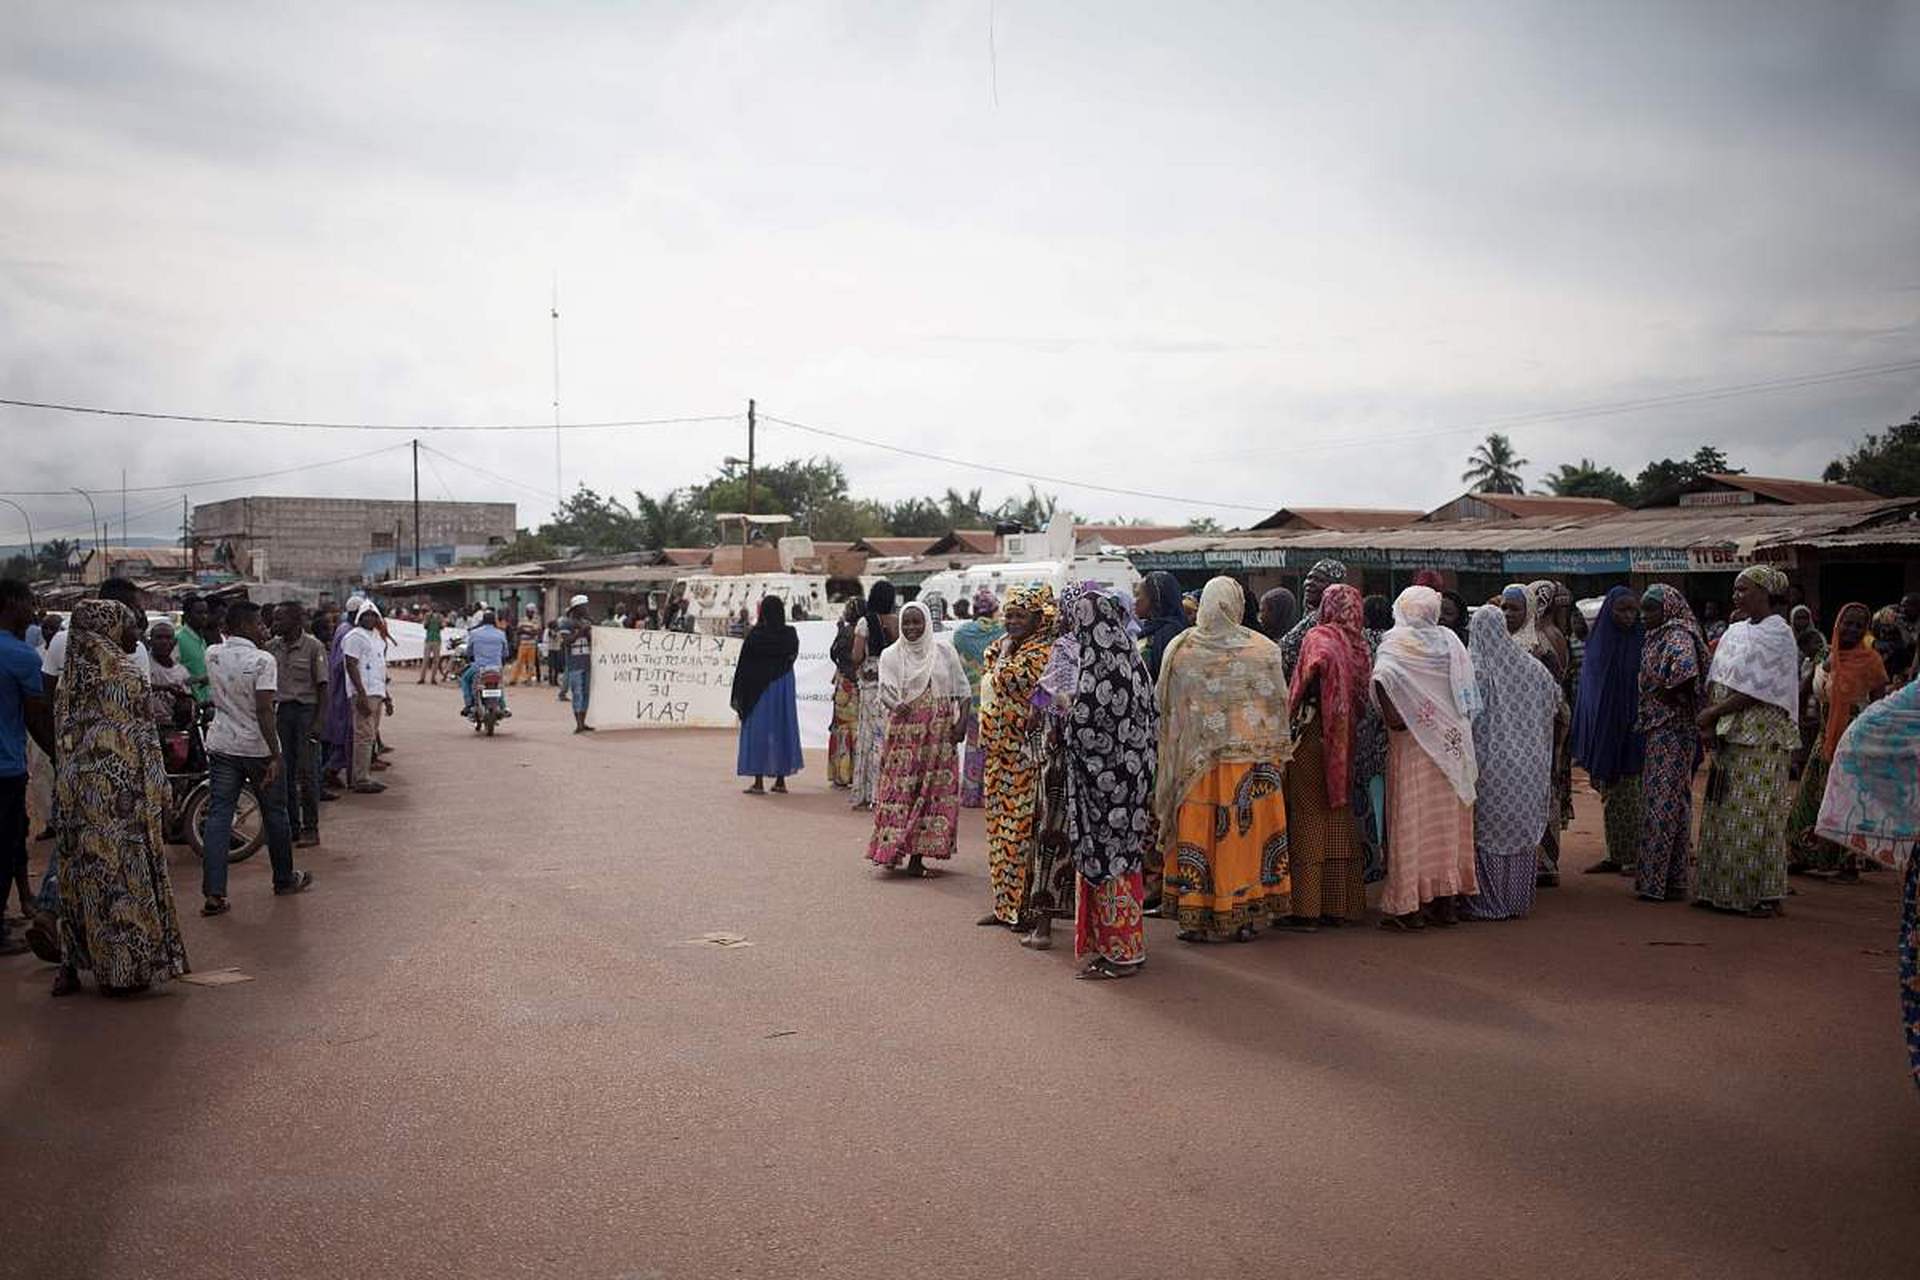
[733,596,804,794]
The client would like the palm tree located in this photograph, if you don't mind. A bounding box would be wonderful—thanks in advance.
[1462,433,1529,494]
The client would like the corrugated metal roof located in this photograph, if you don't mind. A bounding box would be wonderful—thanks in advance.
[1696,473,1881,505]
[1433,493,1624,520]
[1076,524,1188,546]
[1251,508,1425,532]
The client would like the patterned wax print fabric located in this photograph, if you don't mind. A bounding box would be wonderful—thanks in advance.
[1693,681,1796,912]
[1635,726,1697,901]
[863,686,960,868]
[53,599,190,989]
[952,614,1007,811]
[979,587,1057,925]
[1636,586,1706,734]
[1370,587,1480,806]
[1462,605,1560,920]
[1166,760,1290,938]
[849,615,888,806]
[1277,559,1347,680]
[1281,715,1366,921]
[1076,870,1146,968]
[1288,584,1369,809]
[1706,614,1800,727]
[1062,590,1157,884]
[1380,730,1477,916]
[827,672,858,788]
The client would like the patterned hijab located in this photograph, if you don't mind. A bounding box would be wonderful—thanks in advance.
[983,583,1055,726]
[1372,586,1480,804]
[1279,558,1347,676]
[1468,603,1561,850]
[1815,678,1919,869]
[1154,577,1293,840]
[1639,585,1707,698]
[1035,579,1095,712]
[1502,584,1541,655]
[1065,589,1158,883]
[1529,580,1569,671]
[1571,585,1646,785]
[1289,583,1370,805]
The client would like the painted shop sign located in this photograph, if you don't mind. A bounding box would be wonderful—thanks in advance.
[1501,549,1630,575]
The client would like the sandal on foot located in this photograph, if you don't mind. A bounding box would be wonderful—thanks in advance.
[1018,933,1053,951]
[200,897,230,917]
[274,871,315,897]
[1378,915,1424,932]
[1075,959,1137,981]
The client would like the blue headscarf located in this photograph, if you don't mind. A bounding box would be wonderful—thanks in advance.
[1571,585,1645,784]
[1137,571,1189,681]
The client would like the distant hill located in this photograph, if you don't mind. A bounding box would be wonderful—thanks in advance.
[0,534,182,559]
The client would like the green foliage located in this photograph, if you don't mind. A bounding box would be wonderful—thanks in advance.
[485,528,560,565]
[1631,444,1742,505]
[1541,458,1635,504]
[1184,516,1224,535]
[36,538,76,575]
[1824,412,1920,496]
[2,554,33,580]
[1461,433,1528,494]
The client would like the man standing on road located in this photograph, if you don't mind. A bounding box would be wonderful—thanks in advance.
[343,602,393,794]
[200,600,312,917]
[176,593,213,705]
[266,602,328,848]
[418,608,443,684]
[565,595,595,734]
[0,579,55,956]
[460,609,511,719]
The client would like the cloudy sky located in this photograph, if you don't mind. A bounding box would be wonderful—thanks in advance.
[3,0,1917,543]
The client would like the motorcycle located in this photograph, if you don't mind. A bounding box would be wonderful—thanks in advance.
[161,704,265,862]
[473,667,506,736]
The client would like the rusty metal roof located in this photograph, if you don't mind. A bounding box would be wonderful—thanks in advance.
[1693,473,1882,505]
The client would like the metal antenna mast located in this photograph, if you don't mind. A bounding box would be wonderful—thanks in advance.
[550,274,562,515]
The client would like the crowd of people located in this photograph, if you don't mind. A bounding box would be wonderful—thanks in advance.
[0,578,425,994]
[725,564,1917,1081]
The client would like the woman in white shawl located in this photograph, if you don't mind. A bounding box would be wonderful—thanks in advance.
[1693,566,1800,916]
[1371,586,1480,930]
[1462,604,1563,920]
[864,602,969,876]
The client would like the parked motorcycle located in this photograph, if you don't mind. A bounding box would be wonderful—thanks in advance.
[160,704,265,862]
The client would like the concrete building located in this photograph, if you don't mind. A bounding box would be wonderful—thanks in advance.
[192,496,514,594]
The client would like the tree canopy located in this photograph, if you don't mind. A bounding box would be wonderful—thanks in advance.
[1825,411,1919,496]
[1540,458,1635,505]
[1461,433,1529,494]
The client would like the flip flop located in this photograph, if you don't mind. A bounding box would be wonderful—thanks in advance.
[200,898,230,917]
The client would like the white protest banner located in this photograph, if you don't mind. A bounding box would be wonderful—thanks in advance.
[792,620,839,749]
[384,619,427,664]
[585,626,741,729]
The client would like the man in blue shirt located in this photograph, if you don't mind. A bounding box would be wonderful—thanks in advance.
[461,609,512,718]
[0,579,56,956]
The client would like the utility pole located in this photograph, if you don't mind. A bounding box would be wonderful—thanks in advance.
[746,398,757,517]
[0,498,33,562]
[550,276,562,515]
[71,487,99,580]
[412,437,422,575]
[182,494,192,574]
[121,469,128,547]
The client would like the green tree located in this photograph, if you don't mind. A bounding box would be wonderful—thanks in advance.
[1690,445,1739,477]
[485,529,559,565]
[885,497,950,537]
[992,485,1067,529]
[1632,444,1743,505]
[808,496,890,542]
[1824,412,1919,496]
[1541,458,1635,504]
[633,489,714,549]
[1184,516,1224,535]
[2,553,33,580]
[1461,433,1529,494]
[36,538,76,576]
[543,486,644,553]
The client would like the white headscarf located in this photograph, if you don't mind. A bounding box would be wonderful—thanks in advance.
[1501,583,1540,655]
[877,601,967,713]
[1707,613,1800,725]
[1372,586,1480,804]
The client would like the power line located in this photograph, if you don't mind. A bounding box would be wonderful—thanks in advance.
[420,443,562,503]
[0,442,412,498]
[0,397,739,434]
[760,412,1272,512]
[1190,356,1920,461]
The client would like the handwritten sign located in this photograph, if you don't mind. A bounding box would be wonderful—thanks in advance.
[585,627,741,730]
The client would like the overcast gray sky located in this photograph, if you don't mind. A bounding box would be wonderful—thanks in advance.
[3,0,1917,542]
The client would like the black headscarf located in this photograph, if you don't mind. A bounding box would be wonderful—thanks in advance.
[864,580,898,658]
[1258,587,1300,642]
[1439,590,1470,646]
[731,596,799,719]
[831,596,865,678]
[1137,570,1190,682]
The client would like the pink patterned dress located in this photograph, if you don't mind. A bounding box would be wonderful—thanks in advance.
[864,688,961,867]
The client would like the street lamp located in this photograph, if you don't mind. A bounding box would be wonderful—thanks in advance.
[71,487,100,583]
[0,497,34,562]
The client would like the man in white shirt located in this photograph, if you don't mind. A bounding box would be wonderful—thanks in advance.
[199,599,312,915]
[342,602,393,794]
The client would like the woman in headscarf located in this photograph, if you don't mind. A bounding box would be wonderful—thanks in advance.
[1362,594,1394,639]
[864,601,968,876]
[978,584,1057,933]
[1814,679,1920,1094]
[1694,566,1800,916]
[1065,588,1158,978]
[1573,587,1646,876]
[1154,578,1292,944]
[733,596,803,796]
[919,589,951,631]
[1131,571,1188,682]
[951,588,1006,809]
[1634,585,1707,902]
[1371,586,1480,930]
[1278,559,1347,680]
[826,596,864,789]
[1257,587,1299,645]
[1438,590,1471,647]
[49,599,190,997]
[1462,604,1562,920]
[321,594,362,790]
[848,581,899,811]
[1282,583,1370,928]
[1786,602,1888,879]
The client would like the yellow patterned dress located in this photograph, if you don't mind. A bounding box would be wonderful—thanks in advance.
[980,628,1055,925]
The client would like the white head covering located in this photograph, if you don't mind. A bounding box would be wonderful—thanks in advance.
[877,601,967,712]
[356,602,382,622]
[345,595,367,615]
[1707,613,1800,725]
[1372,586,1480,804]
[569,594,589,609]
[1501,583,1540,655]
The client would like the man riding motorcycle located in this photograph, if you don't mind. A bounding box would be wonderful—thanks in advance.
[460,610,513,719]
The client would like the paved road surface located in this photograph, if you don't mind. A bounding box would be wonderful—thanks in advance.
[5,678,1916,1279]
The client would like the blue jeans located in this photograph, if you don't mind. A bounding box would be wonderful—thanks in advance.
[568,666,590,713]
[275,701,321,837]
[202,752,297,898]
[462,663,506,713]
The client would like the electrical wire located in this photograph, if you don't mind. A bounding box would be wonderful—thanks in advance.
[420,443,563,503]
[760,412,1273,512]
[0,442,412,498]
[420,449,459,503]
[0,398,740,434]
